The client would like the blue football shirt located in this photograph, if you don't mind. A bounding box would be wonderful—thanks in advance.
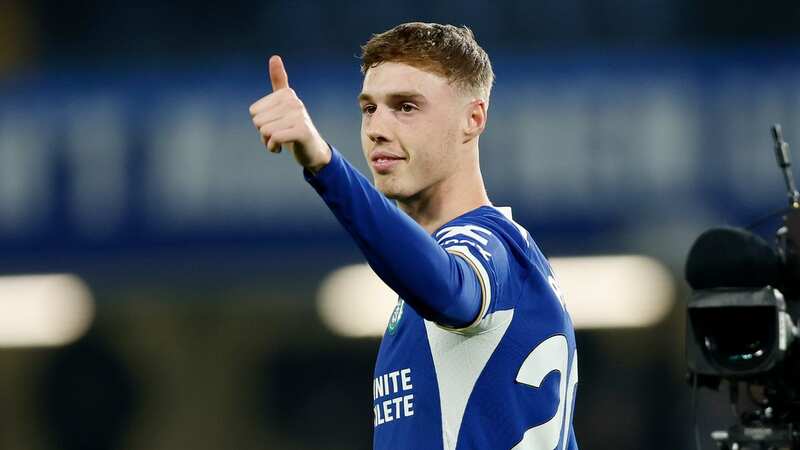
[305,148,579,450]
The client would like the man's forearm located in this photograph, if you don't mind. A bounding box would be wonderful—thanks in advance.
[304,148,482,328]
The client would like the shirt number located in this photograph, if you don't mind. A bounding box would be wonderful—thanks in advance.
[512,335,578,450]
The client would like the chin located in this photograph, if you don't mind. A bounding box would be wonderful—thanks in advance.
[374,178,411,201]
[376,184,403,200]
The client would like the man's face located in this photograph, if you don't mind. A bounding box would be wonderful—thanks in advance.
[359,62,467,200]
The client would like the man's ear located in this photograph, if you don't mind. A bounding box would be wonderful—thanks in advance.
[463,99,487,143]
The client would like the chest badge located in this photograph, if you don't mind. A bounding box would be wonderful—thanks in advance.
[386,298,405,335]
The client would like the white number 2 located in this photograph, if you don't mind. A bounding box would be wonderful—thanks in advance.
[512,335,578,450]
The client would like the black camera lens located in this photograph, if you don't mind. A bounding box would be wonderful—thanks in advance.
[690,306,776,373]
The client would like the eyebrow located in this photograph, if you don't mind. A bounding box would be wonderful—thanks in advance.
[358,91,426,104]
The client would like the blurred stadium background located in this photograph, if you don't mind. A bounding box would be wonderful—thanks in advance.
[1,0,800,449]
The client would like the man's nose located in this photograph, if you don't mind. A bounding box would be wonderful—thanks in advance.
[365,109,392,143]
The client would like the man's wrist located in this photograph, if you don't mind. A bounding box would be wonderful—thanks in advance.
[305,140,333,175]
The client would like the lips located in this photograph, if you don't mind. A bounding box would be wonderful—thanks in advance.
[370,150,406,174]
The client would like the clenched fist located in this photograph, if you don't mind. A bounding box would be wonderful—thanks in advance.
[249,55,331,173]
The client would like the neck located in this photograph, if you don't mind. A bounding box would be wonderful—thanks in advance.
[397,158,491,234]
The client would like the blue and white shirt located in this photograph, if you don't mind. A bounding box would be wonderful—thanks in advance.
[306,148,579,450]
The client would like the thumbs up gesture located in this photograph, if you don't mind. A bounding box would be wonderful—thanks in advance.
[249,55,331,172]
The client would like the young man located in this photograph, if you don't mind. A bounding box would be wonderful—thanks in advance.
[249,22,579,450]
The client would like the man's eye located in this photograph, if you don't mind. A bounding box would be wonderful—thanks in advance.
[362,104,377,115]
[400,103,417,113]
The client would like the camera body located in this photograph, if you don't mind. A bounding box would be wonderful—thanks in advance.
[685,126,800,449]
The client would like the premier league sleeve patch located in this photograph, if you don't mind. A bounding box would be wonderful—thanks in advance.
[386,298,405,335]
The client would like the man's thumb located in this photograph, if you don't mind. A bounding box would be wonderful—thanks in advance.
[269,55,289,91]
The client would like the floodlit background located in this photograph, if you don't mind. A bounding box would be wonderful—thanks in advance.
[1,1,799,449]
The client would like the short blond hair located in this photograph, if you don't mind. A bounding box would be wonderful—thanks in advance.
[360,22,494,100]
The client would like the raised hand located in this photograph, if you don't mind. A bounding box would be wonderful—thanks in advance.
[249,55,331,172]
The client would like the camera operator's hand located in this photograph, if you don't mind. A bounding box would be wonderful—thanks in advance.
[249,55,331,173]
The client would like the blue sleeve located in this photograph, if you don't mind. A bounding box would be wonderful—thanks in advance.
[304,147,492,328]
[434,220,510,319]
